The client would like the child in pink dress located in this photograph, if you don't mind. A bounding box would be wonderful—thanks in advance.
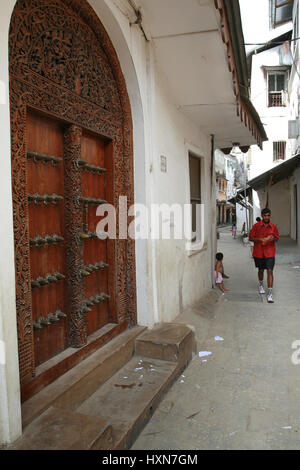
[215,252,229,293]
[232,224,237,239]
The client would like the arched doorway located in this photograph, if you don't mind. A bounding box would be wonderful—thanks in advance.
[9,0,136,400]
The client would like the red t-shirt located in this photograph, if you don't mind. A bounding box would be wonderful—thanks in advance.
[249,221,280,258]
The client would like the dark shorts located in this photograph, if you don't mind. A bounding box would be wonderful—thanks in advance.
[254,257,275,271]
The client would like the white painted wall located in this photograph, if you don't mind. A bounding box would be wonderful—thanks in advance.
[95,0,215,323]
[290,166,300,246]
[257,178,291,236]
[0,0,22,447]
[288,1,300,156]
[236,204,248,233]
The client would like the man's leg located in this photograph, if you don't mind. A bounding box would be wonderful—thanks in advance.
[267,269,273,289]
[258,268,265,294]
[258,269,264,282]
[266,258,275,303]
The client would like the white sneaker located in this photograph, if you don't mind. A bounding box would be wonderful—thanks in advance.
[259,285,265,294]
[267,292,274,303]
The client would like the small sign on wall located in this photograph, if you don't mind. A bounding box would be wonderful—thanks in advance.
[160,155,167,173]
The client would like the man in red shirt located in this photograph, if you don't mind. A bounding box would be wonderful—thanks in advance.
[249,208,280,303]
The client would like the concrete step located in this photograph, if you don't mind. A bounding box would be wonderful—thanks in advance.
[77,355,178,449]
[76,323,197,449]
[22,325,146,428]
[11,407,113,450]
[11,323,196,450]
[135,322,197,366]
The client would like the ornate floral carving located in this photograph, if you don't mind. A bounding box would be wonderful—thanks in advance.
[10,0,136,385]
[64,125,87,347]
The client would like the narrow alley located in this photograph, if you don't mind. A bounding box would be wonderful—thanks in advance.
[132,227,300,450]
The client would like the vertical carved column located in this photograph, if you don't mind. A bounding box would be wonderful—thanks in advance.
[10,95,35,383]
[64,124,87,347]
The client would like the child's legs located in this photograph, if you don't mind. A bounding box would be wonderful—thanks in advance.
[217,281,227,293]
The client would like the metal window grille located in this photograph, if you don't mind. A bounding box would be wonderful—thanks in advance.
[273,141,286,161]
[268,91,283,107]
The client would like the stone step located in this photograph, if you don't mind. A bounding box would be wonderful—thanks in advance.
[22,325,146,428]
[12,323,196,450]
[76,323,197,449]
[76,355,178,449]
[11,407,113,450]
[135,322,197,366]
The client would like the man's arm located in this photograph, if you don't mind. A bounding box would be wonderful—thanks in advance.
[267,225,280,242]
[249,225,264,242]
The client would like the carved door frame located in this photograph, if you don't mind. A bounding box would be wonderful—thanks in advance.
[9,0,137,387]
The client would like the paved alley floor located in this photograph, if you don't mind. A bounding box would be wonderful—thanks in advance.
[132,228,300,450]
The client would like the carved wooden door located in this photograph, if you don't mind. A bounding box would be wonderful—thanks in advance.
[10,0,136,397]
[27,111,113,367]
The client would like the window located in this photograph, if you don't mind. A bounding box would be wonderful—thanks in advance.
[270,0,293,29]
[268,72,287,107]
[273,141,286,160]
[189,153,201,238]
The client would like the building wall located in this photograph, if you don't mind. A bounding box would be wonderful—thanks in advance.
[93,0,215,324]
[236,203,249,233]
[290,166,300,246]
[249,47,291,181]
[288,0,300,156]
[257,178,291,236]
[149,59,213,321]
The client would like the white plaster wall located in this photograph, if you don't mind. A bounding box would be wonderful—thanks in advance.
[149,57,213,321]
[257,179,291,236]
[95,1,214,323]
[236,204,248,233]
[89,0,156,327]
[290,167,300,246]
[0,0,22,446]
[252,190,262,223]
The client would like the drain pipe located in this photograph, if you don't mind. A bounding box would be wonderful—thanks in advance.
[210,134,216,289]
[127,0,149,41]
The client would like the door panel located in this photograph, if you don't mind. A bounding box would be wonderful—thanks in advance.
[27,111,67,366]
[26,112,113,366]
[81,132,110,336]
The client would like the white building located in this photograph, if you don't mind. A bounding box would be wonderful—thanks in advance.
[239,0,300,242]
[0,0,265,445]
[215,149,238,225]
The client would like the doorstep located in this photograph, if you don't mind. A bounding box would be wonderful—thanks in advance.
[8,322,196,450]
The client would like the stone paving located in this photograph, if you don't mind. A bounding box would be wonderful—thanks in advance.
[132,228,300,450]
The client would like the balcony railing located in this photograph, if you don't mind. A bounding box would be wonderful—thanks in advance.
[268,91,285,107]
